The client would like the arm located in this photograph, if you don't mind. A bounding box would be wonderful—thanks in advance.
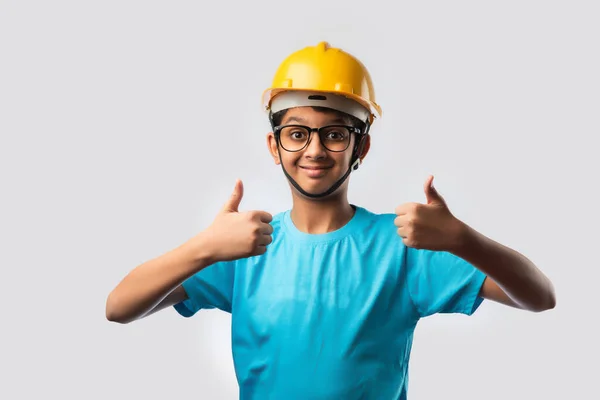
[451,222,556,312]
[105,235,214,324]
[395,175,556,313]
[106,179,273,324]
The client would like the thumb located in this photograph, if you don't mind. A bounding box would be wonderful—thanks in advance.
[424,175,446,206]
[222,179,244,213]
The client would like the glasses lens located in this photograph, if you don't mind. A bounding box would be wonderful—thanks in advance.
[279,126,310,151]
[320,126,351,152]
[278,125,353,152]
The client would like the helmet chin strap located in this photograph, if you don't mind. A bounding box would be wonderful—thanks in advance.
[275,123,370,199]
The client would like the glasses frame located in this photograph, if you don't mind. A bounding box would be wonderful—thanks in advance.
[273,124,362,153]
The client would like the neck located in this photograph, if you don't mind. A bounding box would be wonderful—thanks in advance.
[289,188,355,234]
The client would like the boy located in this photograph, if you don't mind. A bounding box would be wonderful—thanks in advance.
[106,42,556,399]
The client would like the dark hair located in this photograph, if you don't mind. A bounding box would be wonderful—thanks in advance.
[270,106,367,133]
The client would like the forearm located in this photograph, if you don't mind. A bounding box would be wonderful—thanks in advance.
[105,233,214,323]
[452,222,556,312]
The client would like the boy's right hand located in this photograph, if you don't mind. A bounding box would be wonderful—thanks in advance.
[199,179,273,263]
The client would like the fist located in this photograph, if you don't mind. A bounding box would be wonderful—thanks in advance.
[394,175,464,251]
[201,179,274,262]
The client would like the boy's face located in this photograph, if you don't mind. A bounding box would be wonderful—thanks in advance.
[267,106,370,199]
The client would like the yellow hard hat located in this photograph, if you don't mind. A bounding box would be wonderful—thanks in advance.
[262,42,382,124]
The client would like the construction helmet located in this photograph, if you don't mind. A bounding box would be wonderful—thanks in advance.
[262,42,382,199]
[262,41,382,125]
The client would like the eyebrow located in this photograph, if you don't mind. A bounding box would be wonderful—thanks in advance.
[283,115,348,125]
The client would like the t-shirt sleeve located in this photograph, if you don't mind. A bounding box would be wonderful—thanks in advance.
[405,247,487,318]
[173,260,236,317]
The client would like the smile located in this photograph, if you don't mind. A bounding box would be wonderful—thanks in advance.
[299,165,333,178]
[299,166,333,170]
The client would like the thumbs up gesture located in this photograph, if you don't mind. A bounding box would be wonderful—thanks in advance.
[201,180,274,262]
[394,175,465,251]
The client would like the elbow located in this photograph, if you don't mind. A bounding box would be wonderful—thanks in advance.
[105,291,130,324]
[545,284,557,311]
[105,292,120,323]
[531,298,556,313]
[544,279,557,311]
[531,281,557,313]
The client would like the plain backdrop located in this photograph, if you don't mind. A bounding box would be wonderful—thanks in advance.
[1,1,598,399]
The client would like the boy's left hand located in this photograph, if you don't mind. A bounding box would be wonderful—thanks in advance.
[394,175,465,252]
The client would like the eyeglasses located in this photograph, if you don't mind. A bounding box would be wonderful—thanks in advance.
[273,124,362,153]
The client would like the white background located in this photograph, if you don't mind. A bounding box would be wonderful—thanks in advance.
[1,1,598,399]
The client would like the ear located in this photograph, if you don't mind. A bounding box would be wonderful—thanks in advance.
[358,134,371,162]
[266,132,280,165]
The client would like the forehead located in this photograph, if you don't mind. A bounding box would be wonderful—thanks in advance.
[281,107,350,125]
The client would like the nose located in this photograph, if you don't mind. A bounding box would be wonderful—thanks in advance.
[304,131,327,159]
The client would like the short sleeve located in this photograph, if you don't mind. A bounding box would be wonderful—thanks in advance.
[405,247,486,318]
[173,260,236,317]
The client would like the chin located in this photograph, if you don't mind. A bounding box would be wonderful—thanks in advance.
[300,181,331,193]
[293,176,343,196]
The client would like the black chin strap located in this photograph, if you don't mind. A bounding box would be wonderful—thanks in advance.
[274,121,371,199]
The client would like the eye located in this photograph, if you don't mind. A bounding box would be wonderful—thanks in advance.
[289,130,307,140]
[323,129,349,141]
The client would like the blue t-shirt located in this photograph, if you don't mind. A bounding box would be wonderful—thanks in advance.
[174,205,486,399]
